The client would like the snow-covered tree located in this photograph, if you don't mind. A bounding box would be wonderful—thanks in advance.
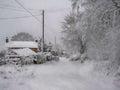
[62,0,120,66]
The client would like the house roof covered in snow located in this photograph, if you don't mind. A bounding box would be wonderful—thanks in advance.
[12,48,37,56]
[5,41,38,48]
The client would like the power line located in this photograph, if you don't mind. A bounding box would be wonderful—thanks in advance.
[0,3,70,15]
[0,5,62,35]
[0,3,21,9]
[0,6,27,12]
[0,3,41,12]
[14,0,42,23]
[0,0,66,40]
[14,0,57,37]
[0,15,41,20]
[0,3,70,13]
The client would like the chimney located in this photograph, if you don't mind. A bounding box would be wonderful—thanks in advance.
[6,37,9,43]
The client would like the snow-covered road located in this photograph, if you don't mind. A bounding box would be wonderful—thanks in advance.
[0,58,119,90]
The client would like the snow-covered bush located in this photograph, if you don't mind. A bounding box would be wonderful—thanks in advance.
[21,56,34,65]
[69,53,81,61]
[0,50,6,66]
[0,50,6,58]
[0,58,6,66]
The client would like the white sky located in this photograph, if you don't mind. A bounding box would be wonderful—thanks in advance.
[0,0,71,50]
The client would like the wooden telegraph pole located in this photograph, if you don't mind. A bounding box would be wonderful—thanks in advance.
[42,10,45,53]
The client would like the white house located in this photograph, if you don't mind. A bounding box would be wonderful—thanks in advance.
[5,38,38,64]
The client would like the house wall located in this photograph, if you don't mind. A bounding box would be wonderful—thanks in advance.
[30,48,38,53]
[9,48,38,53]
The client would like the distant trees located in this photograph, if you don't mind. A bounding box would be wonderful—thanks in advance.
[11,32,34,41]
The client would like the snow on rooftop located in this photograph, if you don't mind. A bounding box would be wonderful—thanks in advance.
[12,48,37,56]
[5,41,38,48]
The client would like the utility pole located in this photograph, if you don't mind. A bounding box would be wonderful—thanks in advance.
[42,10,44,53]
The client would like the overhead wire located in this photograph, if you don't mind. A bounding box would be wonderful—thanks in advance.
[0,3,41,12]
[14,0,42,23]
[14,0,55,40]
[14,0,57,35]
[0,6,28,12]
[0,0,70,40]
[0,15,41,20]
[0,3,70,13]
[0,3,21,9]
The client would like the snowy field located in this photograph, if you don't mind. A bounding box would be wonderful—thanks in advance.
[0,58,120,90]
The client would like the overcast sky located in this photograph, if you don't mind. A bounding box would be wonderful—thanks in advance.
[0,0,71,50]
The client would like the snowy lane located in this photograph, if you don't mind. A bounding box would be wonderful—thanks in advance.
[0,58,118,90]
